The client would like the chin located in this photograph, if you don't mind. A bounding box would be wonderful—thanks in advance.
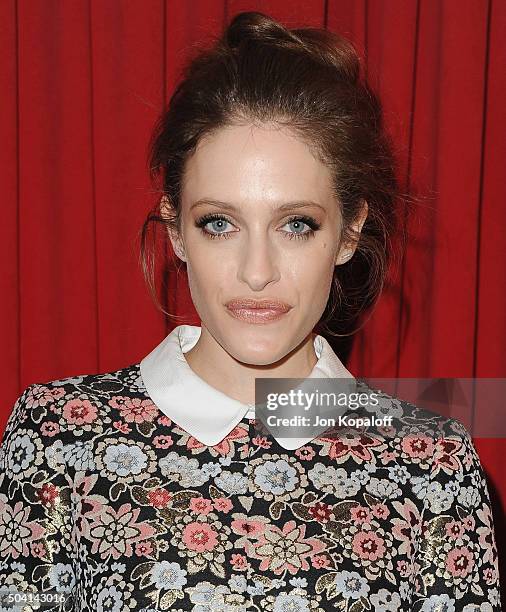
[223,332,288,364]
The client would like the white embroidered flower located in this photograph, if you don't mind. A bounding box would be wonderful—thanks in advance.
[420,593,455,611]
[425,481,454,513]
[334,570,370,599]
[254,458,297,495]
[159,452,209,487]
[150,560,187,590]
[366,477,402,499]
[214,471,248,495]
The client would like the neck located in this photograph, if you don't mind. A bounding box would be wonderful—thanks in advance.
[183,324,318,405]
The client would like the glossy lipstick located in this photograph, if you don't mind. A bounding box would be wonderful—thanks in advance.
[225,298,292,324]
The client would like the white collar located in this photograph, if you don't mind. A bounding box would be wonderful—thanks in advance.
[139,324,355,450]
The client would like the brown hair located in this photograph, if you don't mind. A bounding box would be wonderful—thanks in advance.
[140,11,403,337]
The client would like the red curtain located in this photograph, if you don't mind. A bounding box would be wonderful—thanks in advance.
[1,0,504,594]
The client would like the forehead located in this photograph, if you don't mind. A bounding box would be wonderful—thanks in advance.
[181,123,334,208]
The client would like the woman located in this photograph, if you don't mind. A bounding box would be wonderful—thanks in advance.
[0,11,500,612]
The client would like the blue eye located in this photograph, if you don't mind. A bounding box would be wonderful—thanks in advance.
[195,213,320,241]
[283,218,313,238]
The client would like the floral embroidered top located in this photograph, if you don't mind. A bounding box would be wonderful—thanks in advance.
[0,362,501,612]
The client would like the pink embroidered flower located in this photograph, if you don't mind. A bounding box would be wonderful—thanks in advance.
[483,566,498,585]
[30,541,46,559]
[190,497,213,515]
[27,385,65,409]
[446,546,474,578]
[135,540,154,557]
[320,430,383,463]
[251,520,326,575]
[182,522,218,552]
[153,435,173,449]
[295,446,315,461]
[231,518,266,537]
[352,530,386,561]
[40,421,60,437]
[433,437,463,474]
[252,435,272,449]
[213,498,233,513]
[391,498,422,558]
[0,500,45,559]
[351,505,372,525]
[379,450,397,464]
[148,488,172,509]
[396,559,411,577]
[372,503,390,519]
[311,554,331,569]
[88,503,157,559]
[476,503,497,566]
[377,425,396,437]
[230,553,249,571]
[446,520,465,540]
[157,415,172,426]
[113,397,159,424]
[36,484,59,508]
[62,398,98,425]
[400,434,434,459]
[309,502,333,523]
[112,420,131,434]
[463,515,476,531]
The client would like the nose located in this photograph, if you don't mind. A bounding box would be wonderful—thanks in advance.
[237,233,280,290]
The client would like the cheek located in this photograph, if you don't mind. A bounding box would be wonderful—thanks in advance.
[284,249,335,301]
[185,246,232,303]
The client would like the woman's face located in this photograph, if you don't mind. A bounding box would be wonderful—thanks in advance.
[168,122,366,365]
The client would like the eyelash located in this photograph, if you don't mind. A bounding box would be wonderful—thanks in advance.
[195,213,321,241]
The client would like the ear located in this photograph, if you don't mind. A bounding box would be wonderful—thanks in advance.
[335,199,369,265]
[160,195,187,263]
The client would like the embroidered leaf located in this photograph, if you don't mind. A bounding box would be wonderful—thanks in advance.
[331,500,359,521]
[471,582,484,596]
[324,520,344,539]
[144,477,162,489]
[138,420,157,437]
[110,482,126,501]
[23,482,41,504]
[131,486,151,505]
[209,484,222,499]
[170,490,201,509]
[31,470,47,485]
[302,491,318,504]
[238,495,253,512]
[385,568,397,584]
[291,502,313,521]
[32,404,47,424]
[251,574,271,588]
[209,560,226,579]
[159,590,178,610]
[270,500,285,520]
[349,599,366,612]
[315,571,336,594]
[187,558,203,575]
[158,508,181,525]
[139,571,156,589]
[363,493,381,508]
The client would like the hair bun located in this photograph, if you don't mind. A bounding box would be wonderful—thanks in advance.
[225,11,359,83]
[226,11,297,48]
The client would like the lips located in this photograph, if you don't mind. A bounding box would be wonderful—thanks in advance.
[225,298,292,312]
[225,298,292,324]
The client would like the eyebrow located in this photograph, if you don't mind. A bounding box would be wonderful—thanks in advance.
[190,198,327,213]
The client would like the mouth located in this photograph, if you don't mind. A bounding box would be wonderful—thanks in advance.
[225,298,293,325]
